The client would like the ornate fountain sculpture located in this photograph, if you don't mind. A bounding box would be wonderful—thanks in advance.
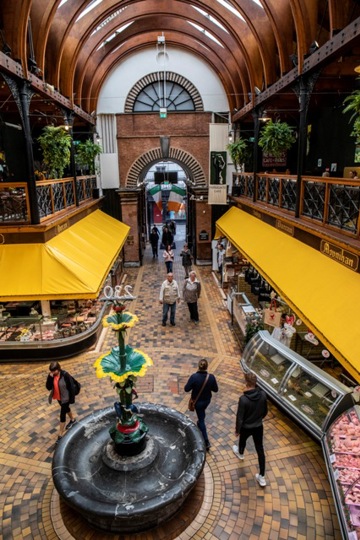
[94,286,152,455]
[52,284,206,534]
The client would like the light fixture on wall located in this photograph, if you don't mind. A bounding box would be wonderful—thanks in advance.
[259,110,271,122]
[228,130,234,143]
[309,41,320,54]
[156,33,169,118]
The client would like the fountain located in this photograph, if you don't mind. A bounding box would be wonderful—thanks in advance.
[52,286,206,533]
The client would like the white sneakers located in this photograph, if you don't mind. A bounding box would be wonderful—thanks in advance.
[232,445,244,460]
[255,474,267,487]
[233,446,266,487]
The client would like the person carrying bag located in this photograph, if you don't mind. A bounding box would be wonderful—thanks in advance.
[184,359,218,451]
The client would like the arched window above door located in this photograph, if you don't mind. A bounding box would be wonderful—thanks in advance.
[125,72,203,113]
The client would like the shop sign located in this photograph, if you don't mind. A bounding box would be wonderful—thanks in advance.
[275,219,294,236]
[320,240,359,271]
[262,151,287,167]
[57,221,68,234]
[208,184,227,205]
[199,230,209,241]
[127,235,134,245]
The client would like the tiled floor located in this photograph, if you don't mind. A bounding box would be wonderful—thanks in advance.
[0,224,342,539]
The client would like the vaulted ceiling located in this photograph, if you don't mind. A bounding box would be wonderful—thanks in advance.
[0,0,360,125]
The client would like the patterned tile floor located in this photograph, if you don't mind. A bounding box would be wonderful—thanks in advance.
[0,224,342,539]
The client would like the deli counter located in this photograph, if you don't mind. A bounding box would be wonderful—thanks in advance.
[323,406,360,540]
[240,331,355,441]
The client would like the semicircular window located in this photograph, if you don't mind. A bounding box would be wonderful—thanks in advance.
[133,81,195,112]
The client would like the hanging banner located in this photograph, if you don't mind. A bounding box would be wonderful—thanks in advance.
[210,152,227,184]
[208,185,227,205]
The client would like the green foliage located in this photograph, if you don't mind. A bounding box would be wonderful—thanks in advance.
[75,139,102,174]
[343,88,360,143]
[226,137,248,169]
[37,126,72,179]
[245,316,264,344]
[258,119,296,158]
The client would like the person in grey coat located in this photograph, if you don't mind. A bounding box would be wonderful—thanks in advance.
[183,270,201,323]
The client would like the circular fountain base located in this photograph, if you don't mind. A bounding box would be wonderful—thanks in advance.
[52,404,206,533]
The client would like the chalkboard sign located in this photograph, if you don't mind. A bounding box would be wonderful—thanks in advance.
[199,231,209,241]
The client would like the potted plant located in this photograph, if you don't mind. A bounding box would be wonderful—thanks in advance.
[75,139,102,175]
[258,119,296,157]
[37,126,72,179]
[226,137,248,171]
[343,85,360,143]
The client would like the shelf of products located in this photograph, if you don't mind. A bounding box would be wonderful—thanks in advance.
[241,330,355,441]
[323,406,360,539]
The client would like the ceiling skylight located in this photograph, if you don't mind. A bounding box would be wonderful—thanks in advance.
[188,21,224,47]
[216,0,245,22]
[192,6,228,33]
[97,22,133,50]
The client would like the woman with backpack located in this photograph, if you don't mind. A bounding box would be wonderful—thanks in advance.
[46,361,78,441]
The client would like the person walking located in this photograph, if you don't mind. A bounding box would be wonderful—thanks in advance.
[46,361,77,441]
[159,272,180,326]
[233,372,268,487]
[184,358,218,451]
[183,270,201,323]
[163,244,174,272]
[161,226,173,250]
[149,226,160,258]
[180,243,193,278]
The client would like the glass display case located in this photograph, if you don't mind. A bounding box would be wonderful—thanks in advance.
[323,406,360,540]
[241,331,355,441]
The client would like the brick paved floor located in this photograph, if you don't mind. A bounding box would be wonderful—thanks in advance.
[0,224,342,539]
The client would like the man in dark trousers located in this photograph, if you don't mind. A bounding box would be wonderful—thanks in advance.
[233,372,268,487]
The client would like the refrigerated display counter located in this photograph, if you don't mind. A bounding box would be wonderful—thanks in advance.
[323,406,360,540]
[241,330,355,441]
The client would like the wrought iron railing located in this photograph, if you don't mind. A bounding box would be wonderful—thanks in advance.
[0,176,97,224]
[0,183,30,223]
[232,173,360,237]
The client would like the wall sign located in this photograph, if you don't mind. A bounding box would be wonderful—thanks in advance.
[320,240,358,271]
[199,230,209,241]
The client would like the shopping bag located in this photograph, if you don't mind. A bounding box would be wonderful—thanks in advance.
[263,308,282,327]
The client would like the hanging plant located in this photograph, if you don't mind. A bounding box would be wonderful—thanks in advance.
[75,139,102,175]
[343,85,360,143]
[37,126,72,179]
[258,119,296,158]
[226,137,248,170]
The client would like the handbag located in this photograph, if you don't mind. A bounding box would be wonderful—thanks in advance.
[263,299,282,327]
[188,374,210,411]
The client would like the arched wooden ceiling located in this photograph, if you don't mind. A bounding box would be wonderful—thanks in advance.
[0,0,359,118]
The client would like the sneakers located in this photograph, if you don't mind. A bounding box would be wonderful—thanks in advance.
[232,445,244,460]
[255,474,266,487]
[66,419,76,430]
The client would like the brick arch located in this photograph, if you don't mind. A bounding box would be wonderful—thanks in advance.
[124,72,203,113]
[126,147,206,188]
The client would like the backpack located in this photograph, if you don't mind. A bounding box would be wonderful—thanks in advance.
[65,371,81,396]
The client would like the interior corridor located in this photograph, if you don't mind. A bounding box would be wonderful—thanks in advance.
[0,222,341,540]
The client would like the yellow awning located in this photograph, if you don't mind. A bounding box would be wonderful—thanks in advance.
[216,206,360,382]
[0,210,129,301]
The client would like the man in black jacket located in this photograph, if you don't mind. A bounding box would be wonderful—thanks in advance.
[233,372,268,487]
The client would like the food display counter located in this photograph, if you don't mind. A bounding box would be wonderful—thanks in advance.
[323,406,360,539]
[241,330,355,441]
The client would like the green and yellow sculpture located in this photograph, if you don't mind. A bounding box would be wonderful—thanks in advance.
[94,291,153,455]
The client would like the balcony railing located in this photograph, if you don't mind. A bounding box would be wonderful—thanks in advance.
[0,176,97,224]
[232,173,360,237]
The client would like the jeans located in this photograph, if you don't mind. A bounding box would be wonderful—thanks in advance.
[162,302,176,324]
[238,424,265,476]
[195,399,211,446]
[165,261,173,272]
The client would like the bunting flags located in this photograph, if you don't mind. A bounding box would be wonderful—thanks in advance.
[167,185,186,212]
[148,185,162,210]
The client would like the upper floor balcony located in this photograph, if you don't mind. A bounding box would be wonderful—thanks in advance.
[0,175,97,225]
[230,173,360,251]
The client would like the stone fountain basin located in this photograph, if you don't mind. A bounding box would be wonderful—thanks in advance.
[52,403,206,533]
